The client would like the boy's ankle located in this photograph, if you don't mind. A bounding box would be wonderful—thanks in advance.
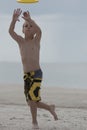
[32,123,39,129]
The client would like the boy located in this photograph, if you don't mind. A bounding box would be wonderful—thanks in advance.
[9,8,58,129]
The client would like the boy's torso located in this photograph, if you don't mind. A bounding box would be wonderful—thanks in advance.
[18,38,40,72]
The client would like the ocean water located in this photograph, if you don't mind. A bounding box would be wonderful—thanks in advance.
[0,62,87,89]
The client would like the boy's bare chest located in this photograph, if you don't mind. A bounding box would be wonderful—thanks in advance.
[19,42,39,55]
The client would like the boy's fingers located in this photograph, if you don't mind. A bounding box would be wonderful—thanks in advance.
[23,12,27,16]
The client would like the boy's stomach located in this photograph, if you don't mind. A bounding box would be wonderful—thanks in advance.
[22,58,40,72]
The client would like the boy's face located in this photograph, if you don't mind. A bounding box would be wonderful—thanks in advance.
[22,21,35,36]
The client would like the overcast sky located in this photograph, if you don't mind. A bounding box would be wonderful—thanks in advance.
[0,0,87,63]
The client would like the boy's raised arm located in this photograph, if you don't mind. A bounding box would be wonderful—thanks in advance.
[9,8,22,42]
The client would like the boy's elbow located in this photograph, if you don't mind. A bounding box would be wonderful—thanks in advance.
[8,28,11,35]
[8,28,13,36]
[35,27,42,37]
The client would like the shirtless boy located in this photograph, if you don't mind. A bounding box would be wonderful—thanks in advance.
[9,8,58,129]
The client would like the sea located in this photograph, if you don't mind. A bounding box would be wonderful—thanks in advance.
[0,62,87,89]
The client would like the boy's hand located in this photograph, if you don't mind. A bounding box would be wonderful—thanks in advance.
[22,11,31,21]
[13,8,22,22]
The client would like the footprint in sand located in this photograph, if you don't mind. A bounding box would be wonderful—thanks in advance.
[10,117,24,120]
[43,114,49,118]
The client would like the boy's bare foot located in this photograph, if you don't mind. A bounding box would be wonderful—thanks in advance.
[50,105,58,120]
[32,123,40,129]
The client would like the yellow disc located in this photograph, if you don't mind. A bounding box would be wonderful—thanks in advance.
[17,0,39,3]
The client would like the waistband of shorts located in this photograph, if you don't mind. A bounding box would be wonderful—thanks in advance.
[24,69,41,74]
[23,69,42,80]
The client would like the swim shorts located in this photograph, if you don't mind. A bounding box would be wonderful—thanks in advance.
[23,69,43,102]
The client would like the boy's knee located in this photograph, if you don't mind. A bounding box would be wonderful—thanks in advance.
[28,100,37,106]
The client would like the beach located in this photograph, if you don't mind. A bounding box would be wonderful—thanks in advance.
[0,84,87,130]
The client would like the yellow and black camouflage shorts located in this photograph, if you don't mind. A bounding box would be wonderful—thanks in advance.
[23,69,43,102]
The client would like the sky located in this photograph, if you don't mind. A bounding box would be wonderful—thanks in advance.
[0,0,87,63]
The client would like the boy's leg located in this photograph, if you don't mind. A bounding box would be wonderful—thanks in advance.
[28,100,39,129]
[36,102,58,120]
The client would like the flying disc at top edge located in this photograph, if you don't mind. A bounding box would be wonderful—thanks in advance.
[17,0,39,3]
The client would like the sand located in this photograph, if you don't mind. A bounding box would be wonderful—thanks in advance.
[0,84,87,130]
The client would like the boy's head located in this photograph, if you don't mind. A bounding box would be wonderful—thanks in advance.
[22,21,36,38]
